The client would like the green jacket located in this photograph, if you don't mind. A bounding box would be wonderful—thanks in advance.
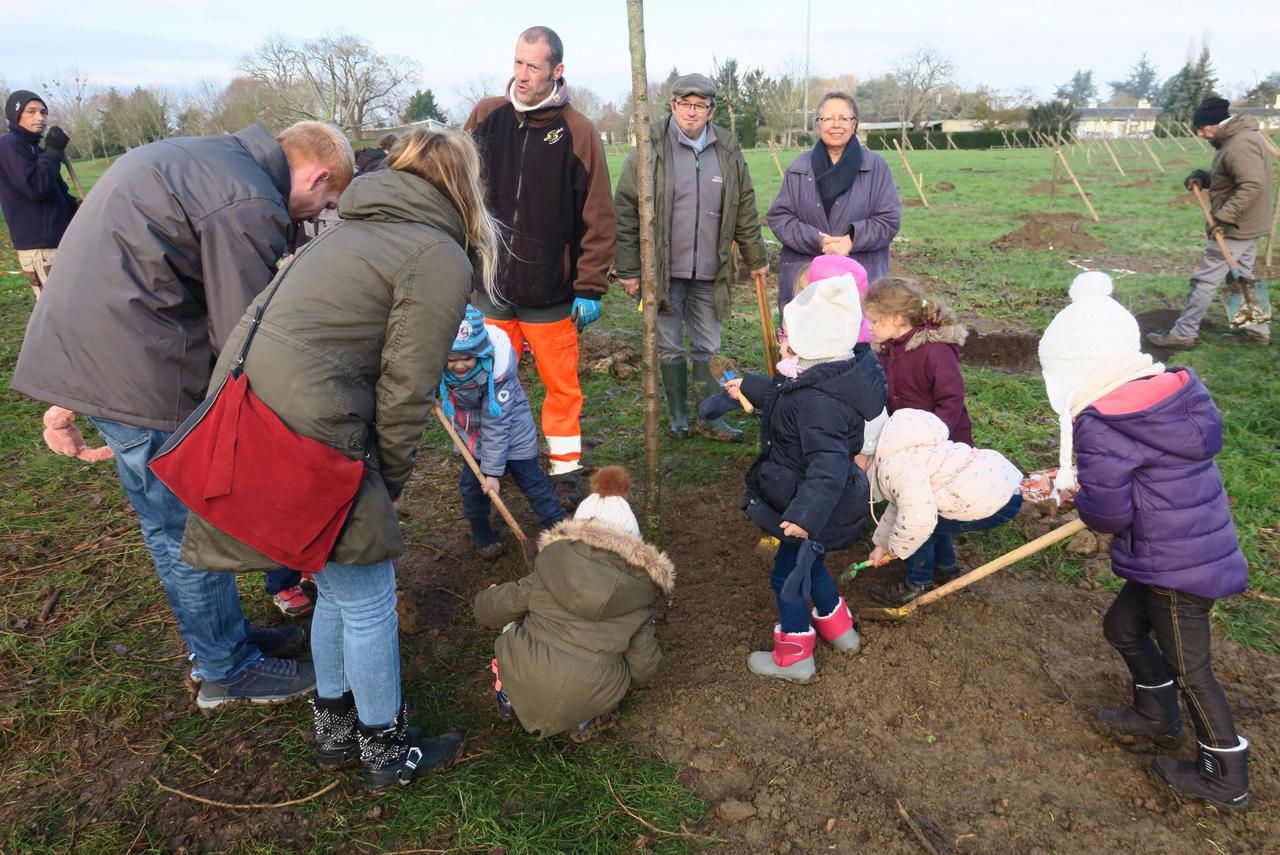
[474,520,676,737]
[1208,115,1273,241]
[181,168,472,571]
[613,119,768,320]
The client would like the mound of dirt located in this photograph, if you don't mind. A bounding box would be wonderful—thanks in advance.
[578,330,642,379]
[1170,193,1198,206]
[616,483,1280,854]
[961,328,1041,372]
[993,213,1104,253]
[935,181,956,192]
[1024,180,1074,194]
[1167,157,1191,166]
[902,198,926,208]
[1119,178,1157,189]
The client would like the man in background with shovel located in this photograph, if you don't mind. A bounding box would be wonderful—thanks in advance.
[0,91,78,299]
[1148,96,1273,349]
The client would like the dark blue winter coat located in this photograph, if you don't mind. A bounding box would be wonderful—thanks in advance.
[1073,368,1247,600]
[0,128,76,249]
[738,345,887,550]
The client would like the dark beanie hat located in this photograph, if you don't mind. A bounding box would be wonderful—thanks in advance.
[5,90,46,125]
[1192,97,1230,129]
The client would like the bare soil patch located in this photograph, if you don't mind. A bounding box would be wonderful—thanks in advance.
[901,198,926,208]
[1024,180,1074,194]
[1118,178,1158,189]
[961,328,1041,372]
[993,212,1104,253]
[1171,192,1199,207]
[935,181,956,192]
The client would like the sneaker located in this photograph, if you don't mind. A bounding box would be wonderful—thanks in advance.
[247,624,308,659]
[470,519,505,560]
[570,709,618,743]
[1145,331,1198,350]
[196,657,317,710]
[934,565,962,585]
[273,585,315,617]
[552,477,583,512]
[869,579,932,607]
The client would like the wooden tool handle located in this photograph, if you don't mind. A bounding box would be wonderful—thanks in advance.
[433,403,527,543]
[901,518,1087,614]
[1190,184,1238,269]
[754,270,779,371]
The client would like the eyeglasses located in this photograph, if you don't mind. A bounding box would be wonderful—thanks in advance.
[673,100,712,114]
[816,116,855,125]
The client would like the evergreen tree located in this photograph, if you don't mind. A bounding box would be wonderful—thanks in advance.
[1027,100,1080,134]
[1054,70,1097,107]
[403,88,445,124]
[1160,47,1218,123]
[1107,54,1159,104]
[1244,72,1280,107]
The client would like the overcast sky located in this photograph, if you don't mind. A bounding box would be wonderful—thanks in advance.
[4,0,1275,113]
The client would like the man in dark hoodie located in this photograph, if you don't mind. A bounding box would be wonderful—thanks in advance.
[464,26,616,509]
[1148,96,1273,349]
[0,90,78,298]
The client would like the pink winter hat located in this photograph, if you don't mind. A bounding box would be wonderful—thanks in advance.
[807,256,871,342]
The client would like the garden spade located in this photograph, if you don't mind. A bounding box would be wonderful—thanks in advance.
[433,403,534,568]
[858,518,1086,622]
[1190,183,1271,327]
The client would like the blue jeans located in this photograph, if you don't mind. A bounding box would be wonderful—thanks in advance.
[89,417,259,682]
[460,458,565,528]
[771,541,841,634]
[657,278,721,365]
[264,569,302,595]
[310,560,401,728]
[905,494,1023,585]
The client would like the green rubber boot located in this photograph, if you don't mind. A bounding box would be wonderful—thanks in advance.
[660,361,690,438]
[691,361,743,442]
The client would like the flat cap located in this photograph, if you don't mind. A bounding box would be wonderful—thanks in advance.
[671,73,716,99]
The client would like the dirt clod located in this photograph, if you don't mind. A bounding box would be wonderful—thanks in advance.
[993,212,1103,253]
[718,799,757,823]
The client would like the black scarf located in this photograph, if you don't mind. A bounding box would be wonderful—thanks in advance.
[811,136,862,217]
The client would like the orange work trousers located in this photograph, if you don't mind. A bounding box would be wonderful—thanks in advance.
[482,315,582,476]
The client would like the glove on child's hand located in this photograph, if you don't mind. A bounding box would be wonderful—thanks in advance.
[42,406,114,462]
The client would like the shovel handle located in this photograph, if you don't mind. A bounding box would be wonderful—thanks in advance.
[1190,184,1239,269]
[433,403,528,546]
[754,271,779,372]
[897,518,1087,615]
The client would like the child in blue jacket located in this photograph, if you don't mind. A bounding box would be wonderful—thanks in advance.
[442,306,565,556]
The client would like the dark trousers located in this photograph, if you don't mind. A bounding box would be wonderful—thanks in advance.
[264,570,302,596]
[460,458,565,529]
[770,541,841,634]
[1103,580,1238,748]
[905,493,1022,585]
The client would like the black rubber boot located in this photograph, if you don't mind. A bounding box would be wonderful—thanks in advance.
[1097,680,1185,748]
[469,518,505,560]
[690,361,743,442]
[869,579,931,607]
[659,361,690,438]
[357,703,465,792]
[312,691,360,771]
[1151,737,1250,811]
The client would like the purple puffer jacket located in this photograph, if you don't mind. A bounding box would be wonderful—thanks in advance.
[766,149,900,313]
[1073,369,1247,599]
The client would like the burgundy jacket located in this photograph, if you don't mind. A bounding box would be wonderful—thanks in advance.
[874,323,973,445]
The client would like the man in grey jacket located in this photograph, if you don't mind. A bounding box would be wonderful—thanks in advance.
[12,121,354,708]
[614,73,769,442]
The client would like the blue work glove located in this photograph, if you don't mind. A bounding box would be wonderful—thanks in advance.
[571,297,601,332]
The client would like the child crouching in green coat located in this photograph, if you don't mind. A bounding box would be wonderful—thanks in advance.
[473,466,675,741]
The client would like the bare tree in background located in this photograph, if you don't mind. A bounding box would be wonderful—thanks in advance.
[572,85,605,123]
[453,76,501,122]
[892,47,955,135]
[43,71,99,160]
[239,31,421,133]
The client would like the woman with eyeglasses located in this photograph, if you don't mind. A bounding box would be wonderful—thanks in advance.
[766,92,901,315]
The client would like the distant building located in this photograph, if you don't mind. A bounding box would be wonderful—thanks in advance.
[1076,100,1162,138]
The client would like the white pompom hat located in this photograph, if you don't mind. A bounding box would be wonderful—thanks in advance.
[573,466,640,537]
[783,272,863,361]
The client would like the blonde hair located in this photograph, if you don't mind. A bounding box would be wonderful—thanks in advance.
[276,121,355,188]
[387,128,502,301]
[864,277,956,327]
[795,266,811,293]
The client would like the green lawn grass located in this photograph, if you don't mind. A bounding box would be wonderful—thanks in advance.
[2,138,1277,852]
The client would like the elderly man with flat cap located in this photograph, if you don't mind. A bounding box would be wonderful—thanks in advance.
[614,73,769,441]
[1148,96,1273,349]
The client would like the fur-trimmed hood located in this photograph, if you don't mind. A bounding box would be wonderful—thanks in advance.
[874,322,968,354]
[538,519,676,595]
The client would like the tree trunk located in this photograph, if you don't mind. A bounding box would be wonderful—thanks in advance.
[625,0,663,543]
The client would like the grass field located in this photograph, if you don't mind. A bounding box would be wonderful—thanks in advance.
[1,135,1277,852]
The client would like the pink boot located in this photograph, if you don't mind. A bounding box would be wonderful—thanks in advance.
[747,626,816,683]
[812,597,861,654]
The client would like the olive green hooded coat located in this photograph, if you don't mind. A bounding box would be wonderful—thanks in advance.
[181,168,472,571]
[474,520,676,737]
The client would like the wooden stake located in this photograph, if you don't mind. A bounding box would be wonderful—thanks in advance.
[1000,130,1011,149]
[1140,138,1165,173]
[767,140,785,179]
[1101,138,1125,177]
[1164,126,1188,151]
[946,132,958,151]
[1267,166,1279,267]
[924,133,937,150]
[1260,133,1280,158]
[893,138,929,208]
[1055,147,1099,221]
